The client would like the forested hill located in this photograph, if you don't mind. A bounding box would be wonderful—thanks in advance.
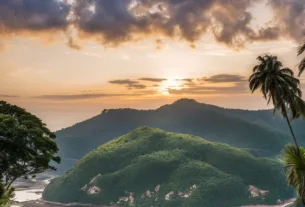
[55,99,304,173]
[44,127,293,207]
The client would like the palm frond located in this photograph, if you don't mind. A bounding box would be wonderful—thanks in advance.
[298,58,305,77]
[298,43,305,56]
[249,79,262,93]
[280,68,294,76]
[282,145,305,203]
[257,55,265,63]
[294,96,305,119]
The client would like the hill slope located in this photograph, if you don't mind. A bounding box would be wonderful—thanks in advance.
[55,99,300,173]
[44,127,293,207]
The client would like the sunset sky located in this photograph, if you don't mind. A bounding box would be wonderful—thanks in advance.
[1,0,305,130]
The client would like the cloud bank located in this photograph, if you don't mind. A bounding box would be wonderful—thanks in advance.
[139,78,167,82]
[30,73,248,100]
[0,0,304,49]
[109,79,147,89]
[0,94,19,98]
[33,93,141,100]
[204,74,247,83]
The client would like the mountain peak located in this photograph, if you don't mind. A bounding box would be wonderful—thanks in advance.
[157,98,205,111]
[172,98,200,106]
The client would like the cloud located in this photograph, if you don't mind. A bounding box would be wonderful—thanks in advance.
[204,74,247,83]
[109,79,147,90]
[108,74,248,95]
[139,78,167,82]
[0,0,70,32]
[269,0,305,41]
[169,74,248,95]
[31,73,250,100]
[67,37,82,50]
[32,93,139,100]
[168,82,248,95]
[177,78,194,83]
[127,84,147,90]
[0,94,19,98]
[0,0,304,50]
[109,79,138,85]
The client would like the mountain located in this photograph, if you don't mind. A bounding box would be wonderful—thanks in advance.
[55,99,304,173]
[44,127,293,207]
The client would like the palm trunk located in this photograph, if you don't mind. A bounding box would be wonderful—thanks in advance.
[283,106,300,149]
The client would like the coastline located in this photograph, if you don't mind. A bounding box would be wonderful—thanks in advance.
[11,174,295,207]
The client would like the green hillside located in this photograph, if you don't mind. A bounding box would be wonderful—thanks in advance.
[44,127,293,207]
[55,99,297,173]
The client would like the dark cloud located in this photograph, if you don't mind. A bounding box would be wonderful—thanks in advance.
[72,0,290,47]
[0,0,70,31]
[0,0,304,49]
[204,74,247,83]
[109,79,138,85]
[139,78,167,82]
[269,0,305,41]
[109,79,147,90]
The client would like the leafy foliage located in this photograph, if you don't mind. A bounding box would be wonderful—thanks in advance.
[0,101,60,190]
[44,127,293,207]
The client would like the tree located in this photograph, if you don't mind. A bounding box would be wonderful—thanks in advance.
[282,145,305,206]
[298,43,305,76]
[0,101,60,195]
[249,55,304,148]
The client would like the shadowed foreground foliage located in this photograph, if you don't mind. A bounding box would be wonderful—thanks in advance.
[0,101,60,205]
[0,181,14,207]
[44,127,293,207]
[283,146,305,206]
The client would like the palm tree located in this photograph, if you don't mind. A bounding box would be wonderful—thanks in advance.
[249,55,305,205]
[282,145,305,205]
[249,55,303,148]
[298,43,305,76]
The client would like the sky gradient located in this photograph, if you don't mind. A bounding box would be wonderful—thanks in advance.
[1,0,305,130]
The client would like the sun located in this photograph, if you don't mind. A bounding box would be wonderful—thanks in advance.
[158,78,184,95]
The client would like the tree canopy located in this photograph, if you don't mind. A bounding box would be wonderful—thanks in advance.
[249,55,304,147]
[0,101,60,190]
